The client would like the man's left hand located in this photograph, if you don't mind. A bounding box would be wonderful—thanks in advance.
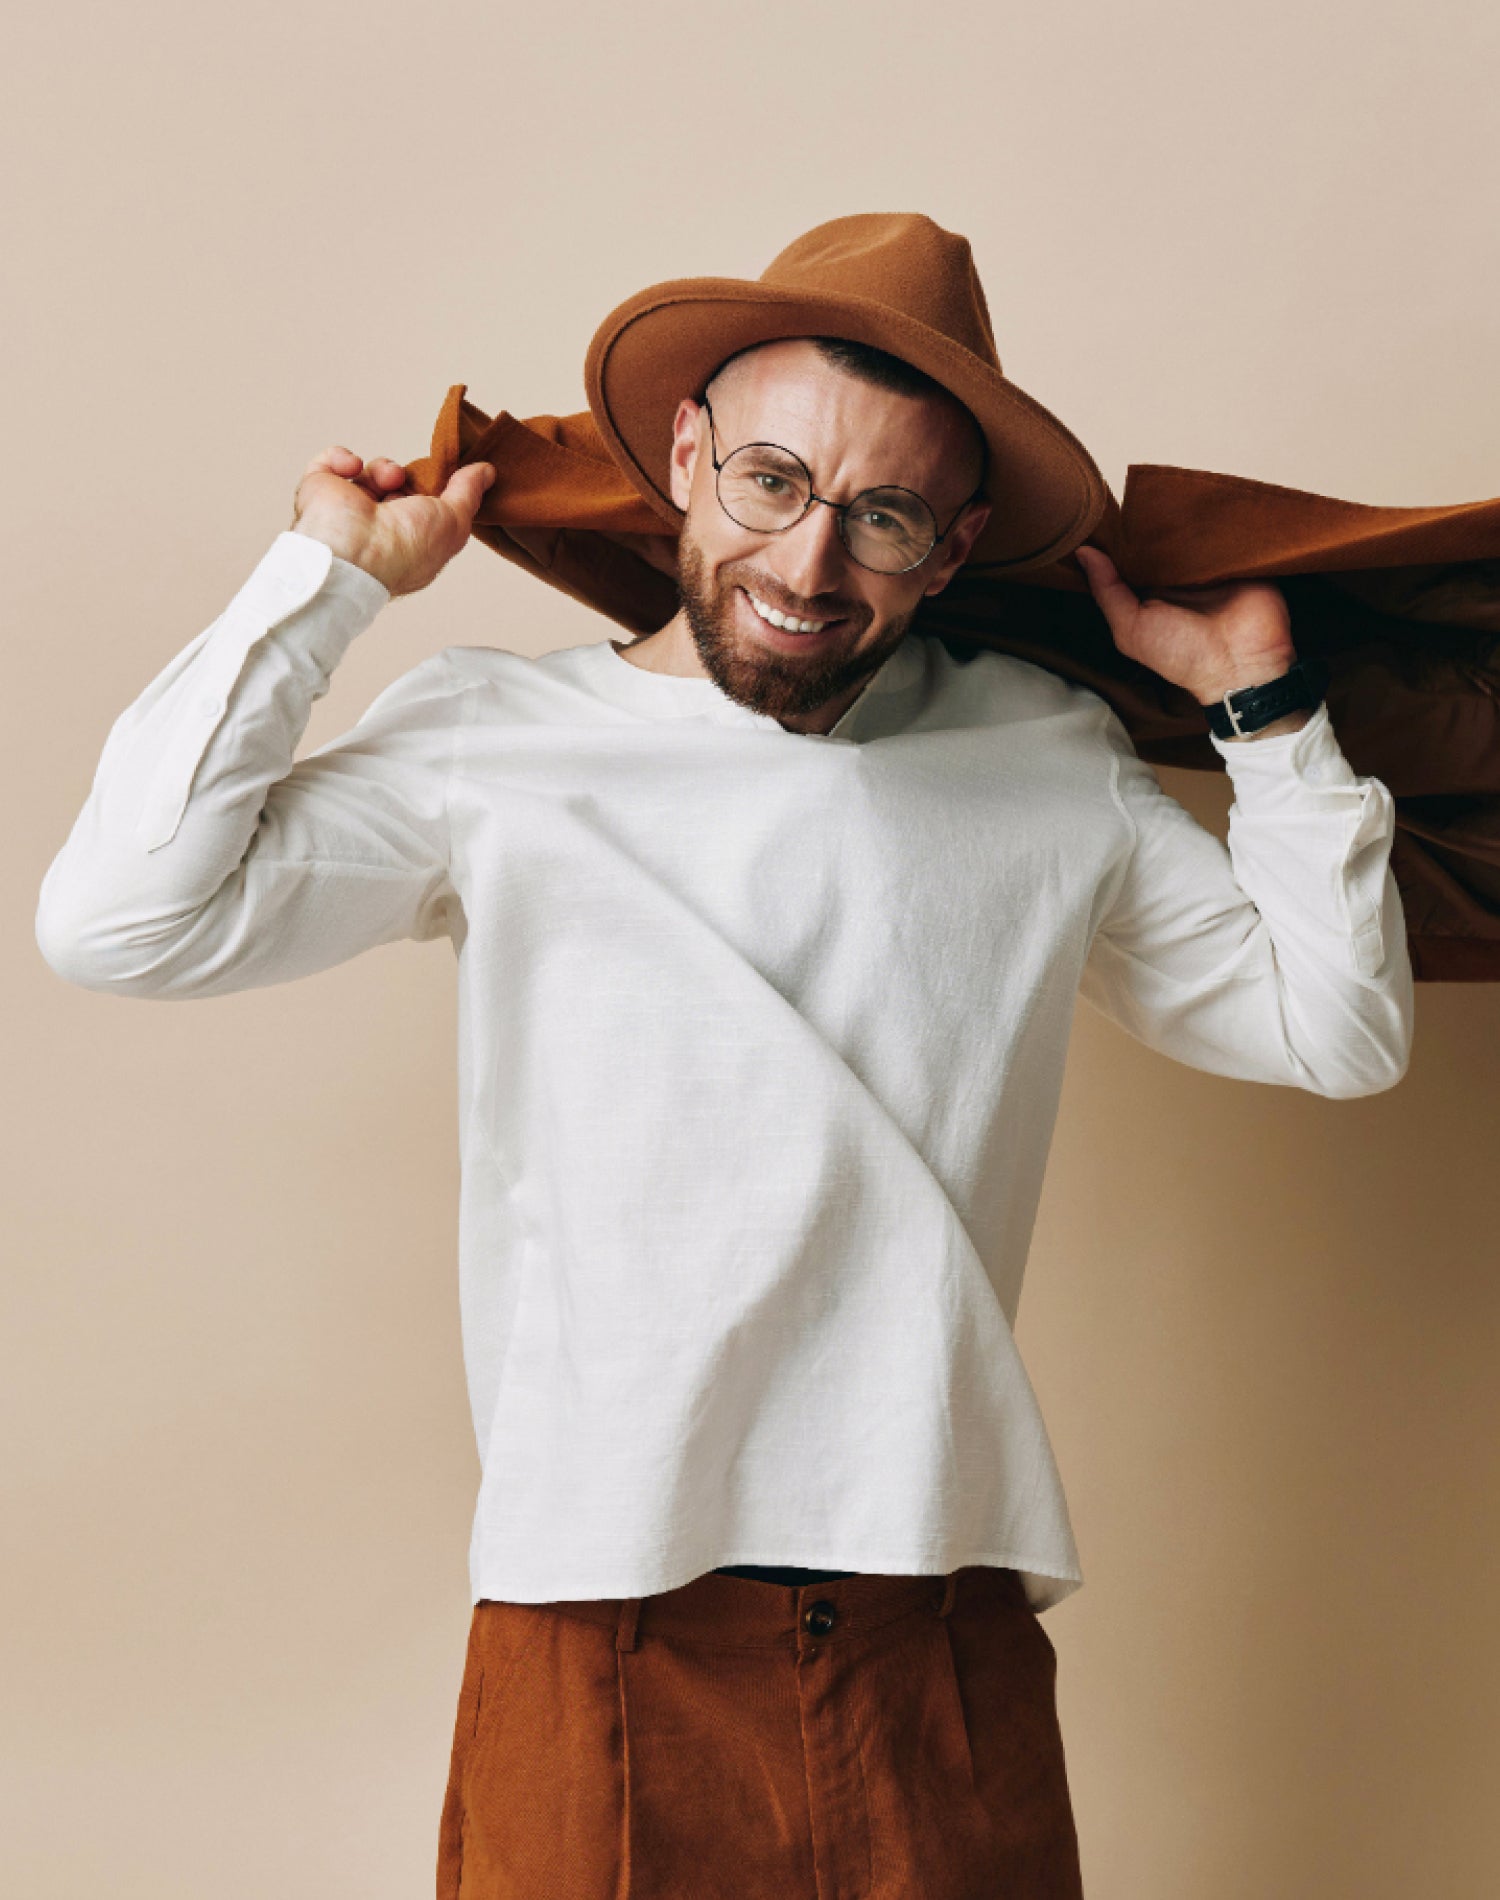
[1073,543,1297,706]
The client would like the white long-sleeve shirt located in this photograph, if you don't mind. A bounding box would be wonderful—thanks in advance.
[35,529,1414,1613]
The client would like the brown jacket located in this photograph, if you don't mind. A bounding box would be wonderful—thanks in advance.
[403,383,1500,983]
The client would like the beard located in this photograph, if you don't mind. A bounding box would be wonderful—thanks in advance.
[675,528,916,723]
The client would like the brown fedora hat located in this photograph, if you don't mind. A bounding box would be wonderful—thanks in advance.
[583,211,1110,573]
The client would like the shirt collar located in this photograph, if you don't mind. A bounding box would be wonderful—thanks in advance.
[573,633,924,741]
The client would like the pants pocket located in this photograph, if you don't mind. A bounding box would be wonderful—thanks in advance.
[436,1611,489,1900]
[465,1601,548,1789]
[453,1605,625,1898]
[935,1612,981,1788]
[434,1602,549,1900]
[941,1572,1084,1894]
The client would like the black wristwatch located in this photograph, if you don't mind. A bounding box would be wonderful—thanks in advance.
[1199,655,1330,739]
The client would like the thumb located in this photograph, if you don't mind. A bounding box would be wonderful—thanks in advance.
[443,459,496,524]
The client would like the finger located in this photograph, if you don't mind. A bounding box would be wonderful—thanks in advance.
[1150,582,1233,609]
[365,456,409,491]
[341,456,405,502]
[348,457,405,503]
[304,445,363,479]
[1075,544,1139,630]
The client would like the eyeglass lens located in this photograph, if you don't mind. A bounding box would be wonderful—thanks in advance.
[717,443,938,573]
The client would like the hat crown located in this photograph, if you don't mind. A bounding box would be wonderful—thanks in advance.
[583,209,1108,571]
[758,213,1001,373]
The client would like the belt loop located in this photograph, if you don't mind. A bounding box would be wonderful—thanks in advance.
[616,1595,642,1652]
[937,1571,959,1617]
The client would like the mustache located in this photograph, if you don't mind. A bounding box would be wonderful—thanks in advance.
[724,569,865,625]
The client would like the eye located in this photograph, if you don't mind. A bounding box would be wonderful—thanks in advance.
[855,507,896,532]
[755,472,790,496]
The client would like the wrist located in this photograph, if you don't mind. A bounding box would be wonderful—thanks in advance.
[1198,653,1329,742]
[1191,653,1299,705]
[289,520,399,594]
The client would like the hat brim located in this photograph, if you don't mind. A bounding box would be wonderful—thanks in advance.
[584,277,1109,573]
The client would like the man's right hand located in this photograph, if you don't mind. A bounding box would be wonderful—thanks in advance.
[290,446,497,598]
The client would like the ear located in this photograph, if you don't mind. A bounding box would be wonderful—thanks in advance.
[668,398,705,512]
[920,500,992,598]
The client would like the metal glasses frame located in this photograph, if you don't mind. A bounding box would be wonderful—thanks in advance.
[699,394,983,576]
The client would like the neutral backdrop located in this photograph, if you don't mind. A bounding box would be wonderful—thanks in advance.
[6,3,1499,1896]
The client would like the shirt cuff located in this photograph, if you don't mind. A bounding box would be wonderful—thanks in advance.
[1207,698,1356,788]
[1206,695,1396,979]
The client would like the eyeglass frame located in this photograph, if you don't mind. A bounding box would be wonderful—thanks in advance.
[698,394,985,576]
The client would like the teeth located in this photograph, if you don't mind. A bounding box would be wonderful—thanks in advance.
[746,590,831,635]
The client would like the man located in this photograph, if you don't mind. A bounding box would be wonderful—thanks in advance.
[35,214,1412,1899]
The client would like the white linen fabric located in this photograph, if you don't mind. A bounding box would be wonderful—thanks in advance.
[36,530,1414,1612]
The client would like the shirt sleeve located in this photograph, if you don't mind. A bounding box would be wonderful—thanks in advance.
[1076,696,1414,1098]
[35,530,469,1000]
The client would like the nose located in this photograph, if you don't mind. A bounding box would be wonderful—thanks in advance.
[765,497,854,605]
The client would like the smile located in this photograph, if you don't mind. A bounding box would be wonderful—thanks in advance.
[742,588,839,635]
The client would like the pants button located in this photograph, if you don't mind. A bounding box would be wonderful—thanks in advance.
[803,1599,837,1635]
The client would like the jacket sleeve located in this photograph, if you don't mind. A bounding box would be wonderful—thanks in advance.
[1076,697,1414,1099]
[35,530,468,1000]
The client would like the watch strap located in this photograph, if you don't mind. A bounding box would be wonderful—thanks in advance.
[1201,655,1330,739]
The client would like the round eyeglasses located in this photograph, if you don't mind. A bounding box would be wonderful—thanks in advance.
[700,395,982,576]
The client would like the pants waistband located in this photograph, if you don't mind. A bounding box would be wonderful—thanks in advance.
[525,1563,1023,1654]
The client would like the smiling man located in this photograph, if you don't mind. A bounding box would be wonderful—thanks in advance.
[36,214,1412,1899]
[632,334,991,728]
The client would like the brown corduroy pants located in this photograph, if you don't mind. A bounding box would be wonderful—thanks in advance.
[436,1562,1084,1898]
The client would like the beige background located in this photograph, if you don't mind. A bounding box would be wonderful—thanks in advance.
[6,2,1499,1894]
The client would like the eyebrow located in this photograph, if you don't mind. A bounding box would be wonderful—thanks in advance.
[706,397,952,511]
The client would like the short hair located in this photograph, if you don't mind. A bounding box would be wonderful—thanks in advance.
[706,335,988,491]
